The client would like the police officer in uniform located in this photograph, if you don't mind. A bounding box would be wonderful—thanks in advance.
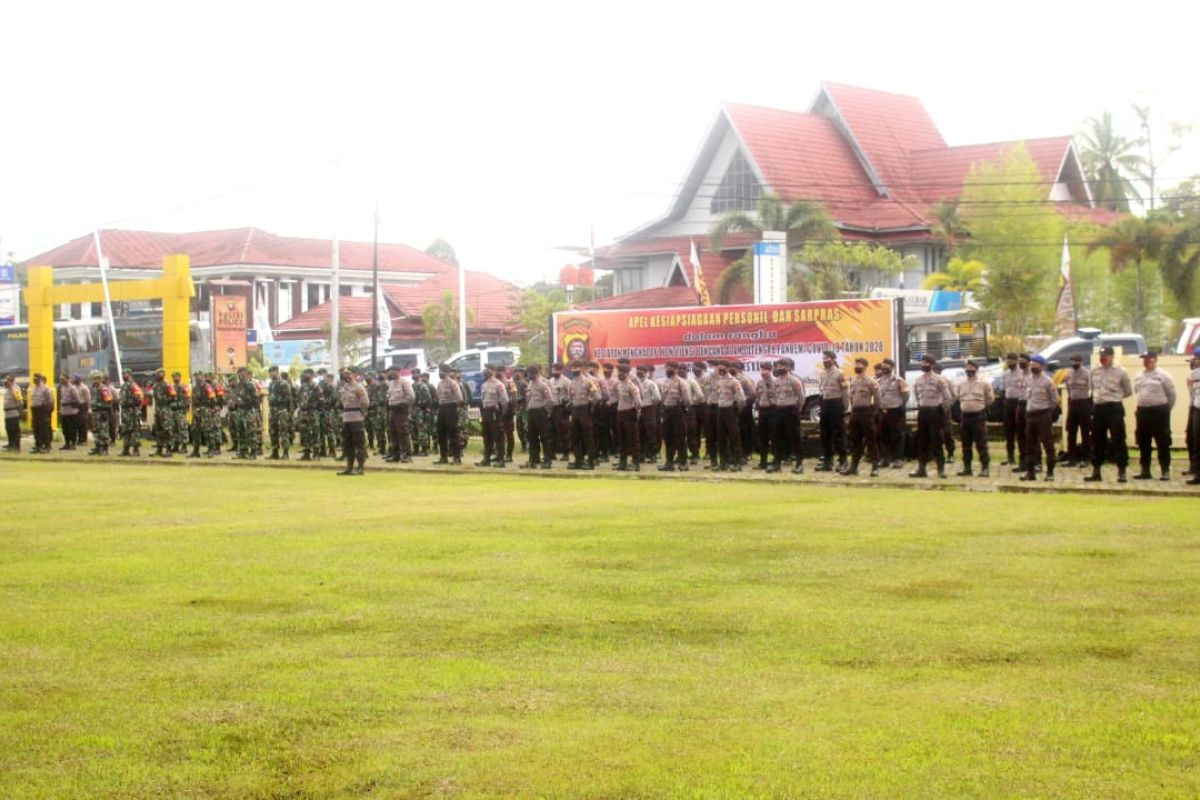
[956,359,993,477]
[1062,354,1092,466]
[910,353,952,479]
[845,356,881,476]
[877,358,908,467]
[753,362,775,470]
[435,363,464,464]
[1021,354,1058,482]
[1000,353,1024,467]
[612,363,642,471]
[1133,351,1175,481]
[1085,345,1132,483]
[385,367,416,463]
[657,362,689,472]
[815,350,848,472]
[567,360,599,470]
[336,368,370,475]
[521,364,554,469]
[769,358,805,474]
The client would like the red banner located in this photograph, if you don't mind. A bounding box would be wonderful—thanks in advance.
[553,299,900,382]
[213,294,247,373]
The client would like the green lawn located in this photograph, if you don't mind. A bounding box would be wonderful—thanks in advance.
[1,463,1198,799]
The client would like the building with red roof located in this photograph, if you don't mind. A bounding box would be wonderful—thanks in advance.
[596,82,1114,308]
[20,227,520,348]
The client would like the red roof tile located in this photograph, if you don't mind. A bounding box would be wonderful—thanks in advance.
[22,227,455,275]
[383,270,522,333]
[576,286,701,310]
[817,82,946,201]
[274,295,405,334]
[906,137,1075,204]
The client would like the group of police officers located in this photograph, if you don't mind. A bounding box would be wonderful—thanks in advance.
[5,346,1200,485]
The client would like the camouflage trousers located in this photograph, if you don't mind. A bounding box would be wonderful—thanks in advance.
[193,407,220,450]
[297,411,320,456]
[516,407,528,452]
[169,406,190,450]
[367,408,388,453]
[457,405,470,452]
[269,406,294,452]
[93,409,112,448]
[120,407,142,451]
[249,409,263,455]
[411,407,430,453]
[319,411,339,456]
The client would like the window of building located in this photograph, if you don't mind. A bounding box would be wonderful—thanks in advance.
[339,284,353,297]
[710,151,762,213]
[308,282,323,309]
[617,268,644,294]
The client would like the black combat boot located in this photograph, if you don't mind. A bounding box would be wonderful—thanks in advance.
[1133,467,1153,480]
[843,457,860,476]
[957,462,973,477]
[909,462,928,478]
[269,448,280,460]
[119,445,131,457]
[1084,465,1101,482]
[869,461,879,477]
[979,464,990,477]
[188,443,201,458]
[1117,468,1128,483]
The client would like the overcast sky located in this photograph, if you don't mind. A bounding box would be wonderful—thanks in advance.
[4,0,1197,285]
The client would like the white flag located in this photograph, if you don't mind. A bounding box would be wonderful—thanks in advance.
[375,281,391,351]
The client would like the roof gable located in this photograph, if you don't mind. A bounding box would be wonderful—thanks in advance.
[811,82,946,200]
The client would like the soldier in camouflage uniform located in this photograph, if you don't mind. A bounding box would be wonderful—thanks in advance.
[210,372,228,455]
[188,372,210,458]
[88,372,116,455]
[151,369,175,457]
[315,369,338,458]
[169,371,191,453]
[411,370,434,456]
[231,367,260,459]
[455,370,472,454]
[251,375,266,457]
[225,371,244,456]
[297,368,321,460]
[367,372,389,457]
[513,366,528,454]
[268,366,295,459]
[118,369,144,457]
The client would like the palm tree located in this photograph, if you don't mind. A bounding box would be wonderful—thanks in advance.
[1078,112,1147,213]
[422,290,474,361]
[929,201,970,259]
[708,194,837,304]
[921,257,984,294]
[1154,211,1200,317]
[1085,215,1171,334]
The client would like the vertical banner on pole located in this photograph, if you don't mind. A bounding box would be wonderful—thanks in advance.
[753,231,787,305]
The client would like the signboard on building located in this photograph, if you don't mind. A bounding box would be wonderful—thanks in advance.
[260,339,330,368]
[552,298,901,380]
[753,235,787,305]
[213,294,248,373]
[0,264,16,326]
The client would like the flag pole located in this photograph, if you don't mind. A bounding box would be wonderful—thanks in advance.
[331,233,340,371]
[93,230,123,382]
[370,201,379,369]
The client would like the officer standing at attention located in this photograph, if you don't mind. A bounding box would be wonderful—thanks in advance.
[267,365,295,460]
[1000,353,1023,467]
[753,362,775,470]
[768,358,805,474]
[1062,353,1092,467]
[521,364,554,469]
[549,363,571,460]
[435,363,464,465]
[59,375,81,450]
[1186,348,1200,485]
[844,356,881,476]
[1085,345,1132,483]
[567,360,600,470]
[4,374,23,451]
[29,374,54,453]
[815,350,848,472]
[931,360,956,463]
[1022,354,1058,482]
[88,373,116,456]
[477,364,509,467]
[613,363,642,472]
[910,353,952,479]
[385,367,416,463]
[713,360,746,471]
[1133,351,1175,481]
[336,368,370,475]
[656,362,689,472]
[955,359,994,477]
[876,358,908,468]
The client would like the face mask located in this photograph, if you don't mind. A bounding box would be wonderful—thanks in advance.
[665,370,675,378]
[966,370,977,377]
[1072,364,1081,369]
[1007,362,1016,369]
[773,369,786,377]
[921,365,932,373]
[854,366,864,374]
[718,370,727,376]
[1031,366,1042,375]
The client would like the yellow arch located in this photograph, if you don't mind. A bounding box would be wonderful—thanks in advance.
[22,254,194,425]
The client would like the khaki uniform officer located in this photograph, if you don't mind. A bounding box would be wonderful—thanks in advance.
[956,360,994,477]
[1133,351,1175,481]
[845,356,881,476]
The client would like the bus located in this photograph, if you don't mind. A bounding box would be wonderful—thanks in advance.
[0,315,212,387]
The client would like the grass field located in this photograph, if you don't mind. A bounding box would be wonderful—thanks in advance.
[1,462,1198,798]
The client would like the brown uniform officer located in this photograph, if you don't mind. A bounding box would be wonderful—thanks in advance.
[845,356,881,476]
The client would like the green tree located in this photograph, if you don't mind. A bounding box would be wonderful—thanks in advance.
[1077,111,1146,213]
[963,143,1066,336]
[930,201,970,260]
[319,313,368,368]
[422,290,474,362]
[789,241,909,301]
[1131,105,1192,212]
[425,238,459,267]
[708,194,837,304]
[1085,214,1172,335]
[921,257,984,293]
